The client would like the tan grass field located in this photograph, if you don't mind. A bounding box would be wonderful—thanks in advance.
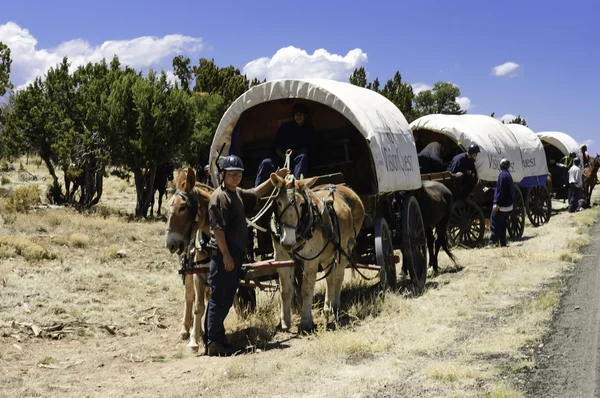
[1,156,599,397]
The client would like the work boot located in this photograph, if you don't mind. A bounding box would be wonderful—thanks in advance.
[206,341,239,357]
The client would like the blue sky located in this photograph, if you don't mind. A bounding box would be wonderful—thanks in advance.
[1,0,598,151]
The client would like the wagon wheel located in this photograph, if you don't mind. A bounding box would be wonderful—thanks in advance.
[402,196,427,295]
[508,185,526,239]
[447,199,485,248]
[526,186,552,227]
[375,217,396,291]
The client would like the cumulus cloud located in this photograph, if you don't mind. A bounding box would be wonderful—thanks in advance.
[411,83,432,94]
[242,46,368,82]
[491,61,520,77]
[456,97,471,111]
[0,21,203,89]
[500,113,517,123]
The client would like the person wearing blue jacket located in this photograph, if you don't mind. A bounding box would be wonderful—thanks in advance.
[447,143,480,201]
[483,158,515,247]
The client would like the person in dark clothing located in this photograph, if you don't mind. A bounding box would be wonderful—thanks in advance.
[205,155,289,356]
[254,103,317,187]
[447,143,480,201]
[483,158,515,248]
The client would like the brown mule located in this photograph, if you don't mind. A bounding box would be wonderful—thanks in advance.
[269,174,366,332]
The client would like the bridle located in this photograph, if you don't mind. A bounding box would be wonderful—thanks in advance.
[166,188,209,282]
[272,176,318,248]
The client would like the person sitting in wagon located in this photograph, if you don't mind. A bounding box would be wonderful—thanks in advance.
[447,143,480,201]
[417,141,447,173]
[254,103,317,187]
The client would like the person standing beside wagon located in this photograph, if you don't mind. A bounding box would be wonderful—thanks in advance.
[483,158,514,248]
[204,155,289,356]
[567,157,584,212]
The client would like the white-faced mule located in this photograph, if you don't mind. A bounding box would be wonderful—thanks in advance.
[165,167,214,351]
[269,173,366,332]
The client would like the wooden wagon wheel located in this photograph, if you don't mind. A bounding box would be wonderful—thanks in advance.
[447,199,485,248]
[508,185,526,239]
[375,217,396,291]
[526,186,552,227]
[402,196,427,295]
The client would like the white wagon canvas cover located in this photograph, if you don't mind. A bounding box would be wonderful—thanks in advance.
[208,78,422,193]
[409,114,526,183]
[536,131,583,166]
[504,124,549,185]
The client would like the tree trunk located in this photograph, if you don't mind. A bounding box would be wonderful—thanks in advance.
[41,153,63,204]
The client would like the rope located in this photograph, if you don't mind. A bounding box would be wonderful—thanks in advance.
[246,149,293,231]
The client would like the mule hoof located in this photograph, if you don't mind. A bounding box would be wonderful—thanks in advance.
[187,341,199,352]
[299,321,316,334]
[180,331,190,340]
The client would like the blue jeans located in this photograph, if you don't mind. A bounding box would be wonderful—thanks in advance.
[203,248,243,346]
[489,209,508,247]
[254,153,308,187]
[568,185,582,212]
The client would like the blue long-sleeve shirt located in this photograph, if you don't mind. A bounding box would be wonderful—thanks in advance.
[488,170,515,208]
[447,153,477,178]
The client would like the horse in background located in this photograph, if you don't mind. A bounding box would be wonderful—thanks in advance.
[583,154,600,207]
[414,180,458,276]
[143,161,175,217]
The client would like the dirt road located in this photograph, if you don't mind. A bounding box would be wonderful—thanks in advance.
[527,219,600,397]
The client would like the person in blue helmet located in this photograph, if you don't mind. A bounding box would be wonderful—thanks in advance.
[254,103,317,187]
[447,143,480,201]
[204,155,289,356]
[483,158,515,247]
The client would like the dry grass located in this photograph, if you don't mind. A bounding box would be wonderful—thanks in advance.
[0,155,599,397]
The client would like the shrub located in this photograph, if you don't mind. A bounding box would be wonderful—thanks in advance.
[5,185,41,213]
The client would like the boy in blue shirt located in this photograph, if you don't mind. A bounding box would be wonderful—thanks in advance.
[483,158,514,247]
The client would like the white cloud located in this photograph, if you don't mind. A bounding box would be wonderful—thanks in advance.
[456,97,471,111]
[411,83,432,94]
[242,46,368,82]
[0,21,203,89]
[491,61,520,77]
[500,113,517,123]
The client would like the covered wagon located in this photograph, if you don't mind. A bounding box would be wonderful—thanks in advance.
[536,131,582,201]
[504,124,551,226]
[204,78,429,295]
[410,114,527,248]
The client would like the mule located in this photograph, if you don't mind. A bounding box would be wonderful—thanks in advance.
[414,181,457,276]
[63,163,85,203]
[165,167,213,350]
[583,155,600,207]
[144,162,175,217]
[269,174,366,332]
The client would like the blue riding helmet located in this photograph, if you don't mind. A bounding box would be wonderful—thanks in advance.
[221,155,244,171]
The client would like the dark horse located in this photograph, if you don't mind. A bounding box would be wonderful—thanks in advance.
[583,154,600,207]
[414,180,458,275]
[143,162,175,217]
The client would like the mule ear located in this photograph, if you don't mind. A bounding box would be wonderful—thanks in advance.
[298,176,319,190]
[270,173,285,188]
[185,167,196,192]
[175,168,187,191]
